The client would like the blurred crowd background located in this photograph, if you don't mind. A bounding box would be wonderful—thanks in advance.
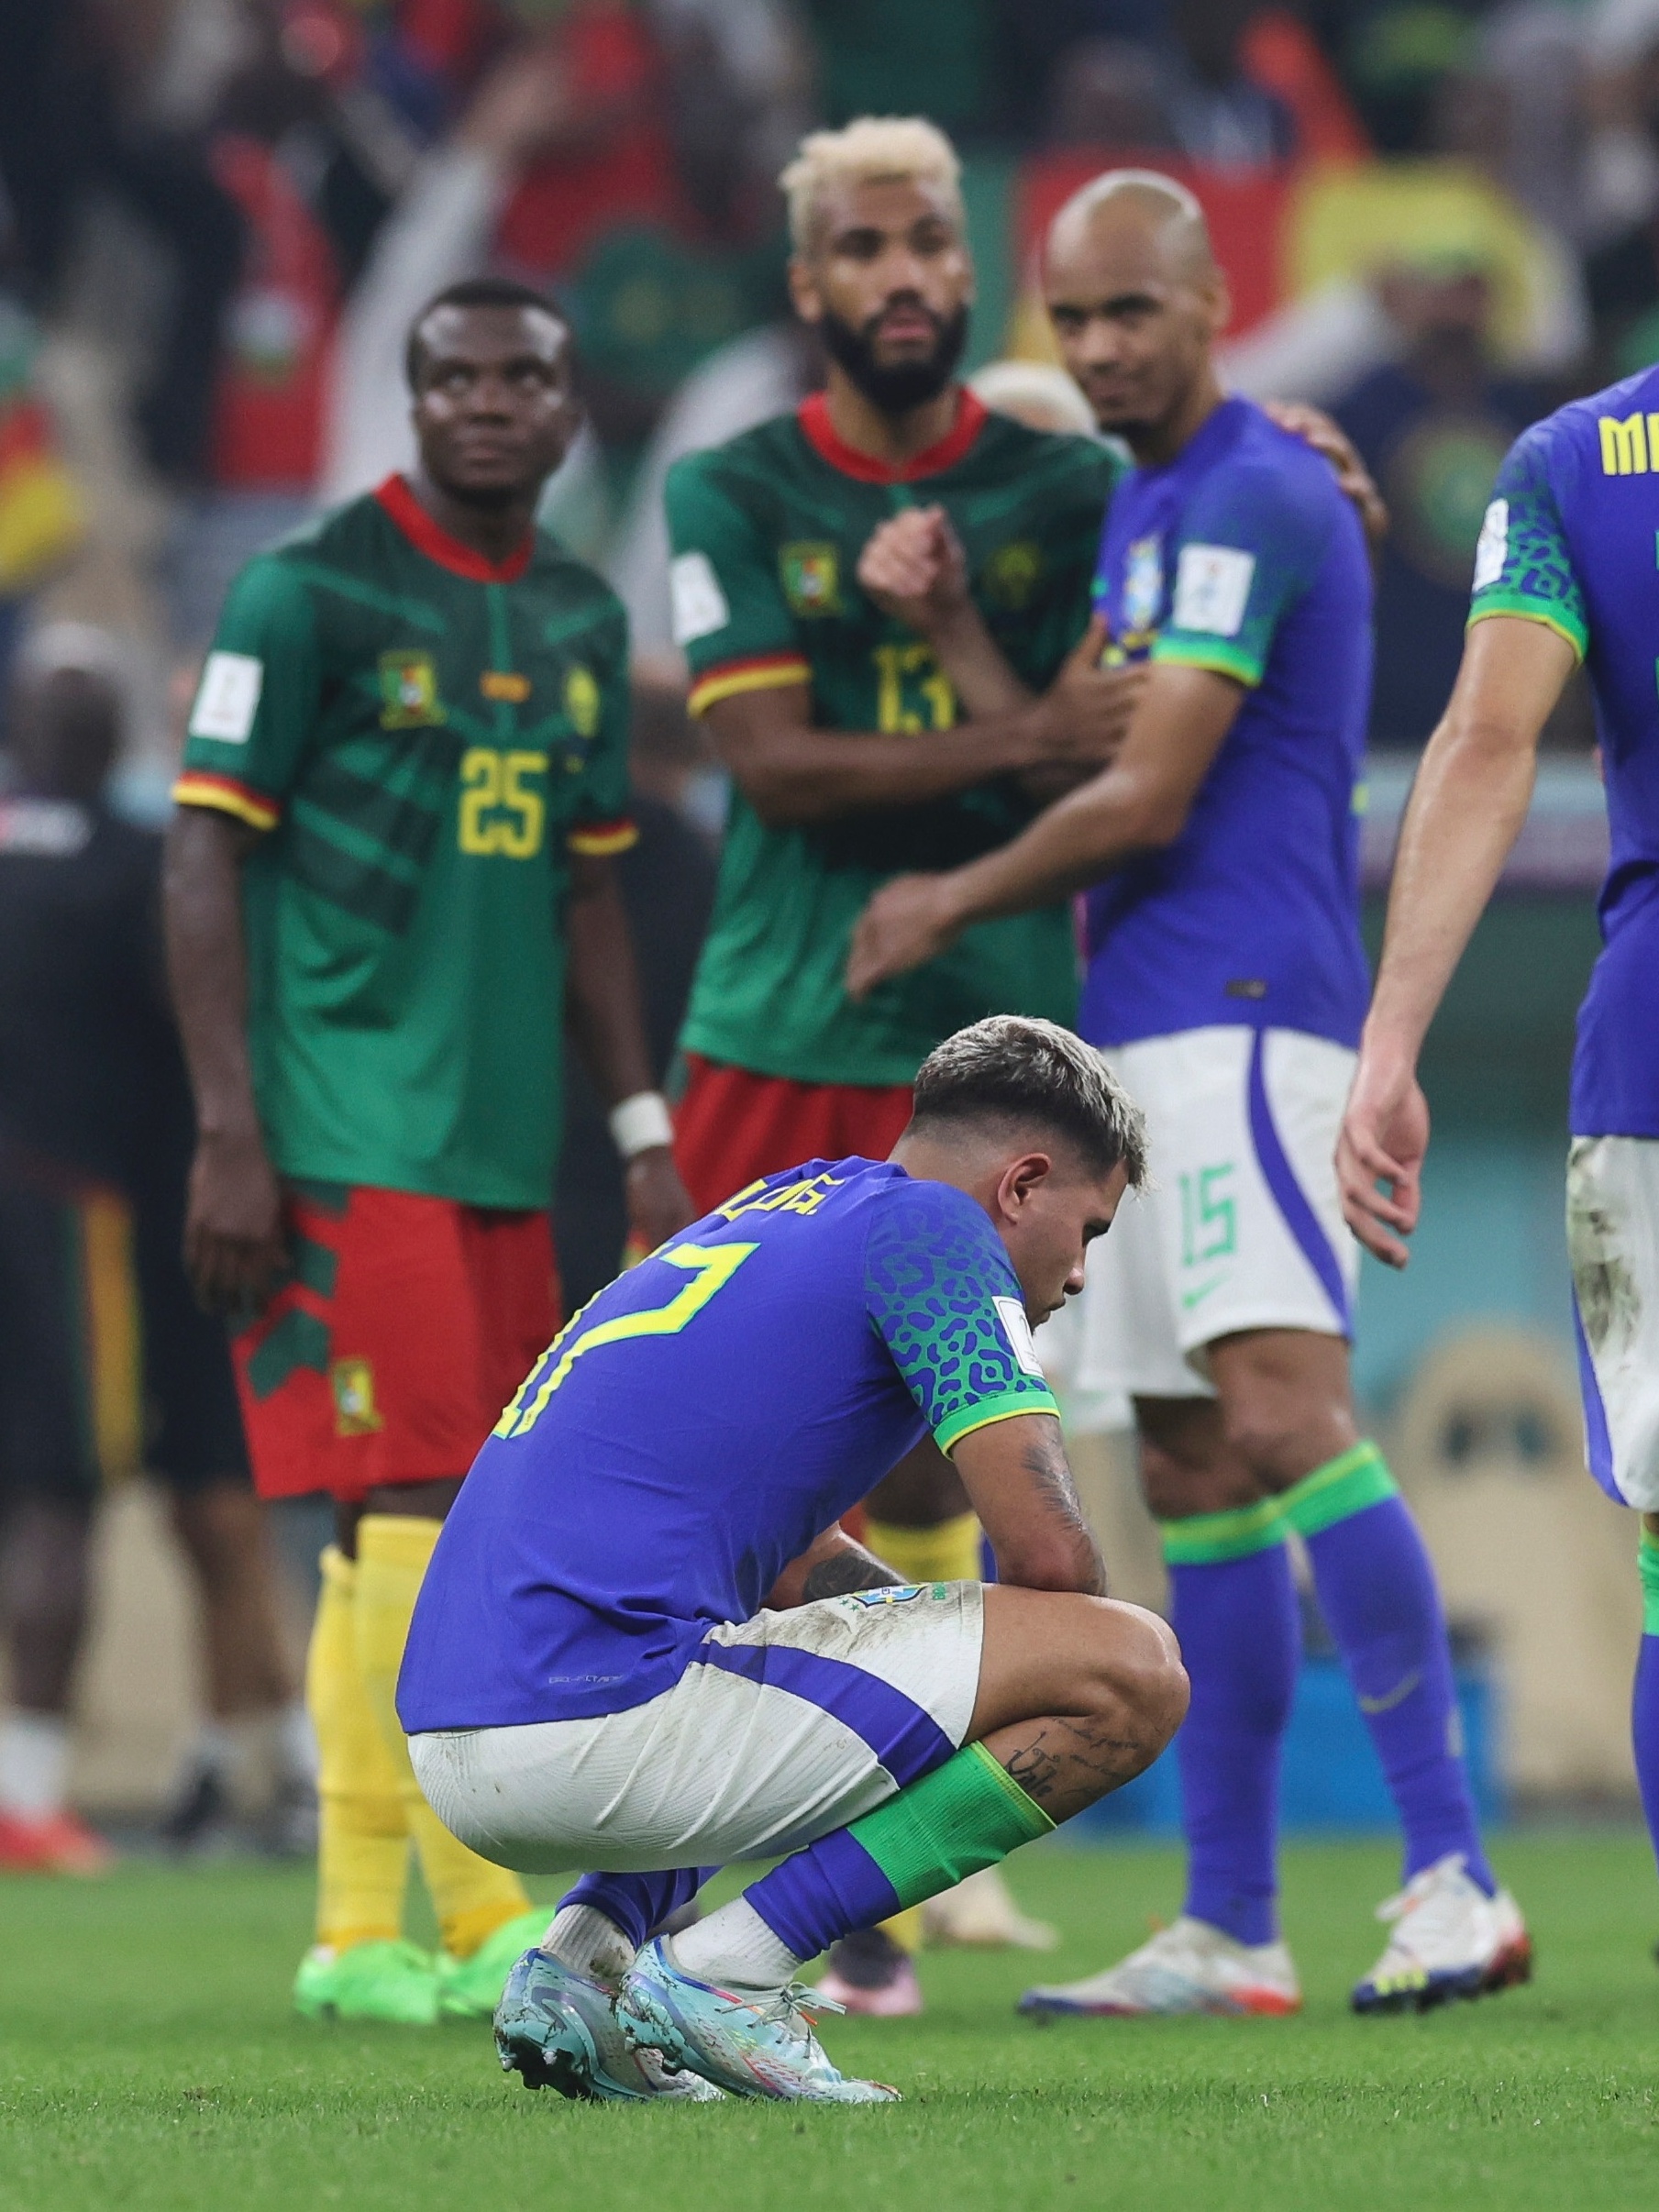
[0,0,1652,1849]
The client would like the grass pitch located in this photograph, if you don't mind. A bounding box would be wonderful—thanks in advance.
[1,1835,1655,2212]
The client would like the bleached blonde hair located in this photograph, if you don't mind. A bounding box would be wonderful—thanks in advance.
[780,116,964,256]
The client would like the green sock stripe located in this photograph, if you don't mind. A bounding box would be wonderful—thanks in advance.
[846,1742,1054,1909]
[1277,1442,1399,1539]
[1159,1495,1287,1565]
[1640,1530,1659,1636]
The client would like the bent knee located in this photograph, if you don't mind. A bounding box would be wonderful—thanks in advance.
[1082,1598,1189,1756]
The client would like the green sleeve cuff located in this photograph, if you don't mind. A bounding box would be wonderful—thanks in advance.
[1466,596,1587,662]
[935,1389,1059,1457]
[1151,636,1264,688]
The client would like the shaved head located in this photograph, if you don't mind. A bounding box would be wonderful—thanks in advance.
[1042,168,1228,461]
[1046,170,1217,288]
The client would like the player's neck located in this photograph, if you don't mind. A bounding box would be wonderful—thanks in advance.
[1122,365,1226,469]
[821,368,962,469]
[405,466,537,566]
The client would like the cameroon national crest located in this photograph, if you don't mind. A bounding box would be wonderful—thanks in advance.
[378,649,445,729]
[780,541,843,616]
[564,664,602,738]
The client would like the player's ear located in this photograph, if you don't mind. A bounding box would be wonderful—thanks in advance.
[788,258,824,326]
[997,1150,1055,1220]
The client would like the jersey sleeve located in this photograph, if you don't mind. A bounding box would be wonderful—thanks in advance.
[863,1182,1059,1456]
[566,594,638,859]
[1151,457,1329,689]
[1465,423,1588,661]
[663,451,810,717]
[172,557,321,832]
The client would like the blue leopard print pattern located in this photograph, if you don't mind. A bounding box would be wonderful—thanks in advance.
[1470,422,1588,652]
[862,1181,1057,1454]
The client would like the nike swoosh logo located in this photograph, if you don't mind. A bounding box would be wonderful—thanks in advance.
[1180,1276,1228,1311]
[1357,1671,1421,1716]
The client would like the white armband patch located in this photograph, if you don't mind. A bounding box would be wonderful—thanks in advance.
[1170,544,1255,637]
[1472,498,1509,592]
[189,651,264,743]
[992,1296,1045,1379]
[669,552,731,646]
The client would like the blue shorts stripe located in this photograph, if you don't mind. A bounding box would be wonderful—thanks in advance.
[1246,1028,1351,1335]
[1573,1292,1624,1505]
[691,1637,955,1786]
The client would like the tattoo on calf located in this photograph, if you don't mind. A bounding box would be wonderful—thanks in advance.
[802,1548,909,1601]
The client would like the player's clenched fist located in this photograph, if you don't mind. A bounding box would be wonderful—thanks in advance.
[856,504,968,632]
[1029,617,1147,772]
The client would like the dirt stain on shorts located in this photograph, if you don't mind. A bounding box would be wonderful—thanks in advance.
[1567,1142,1641,1356]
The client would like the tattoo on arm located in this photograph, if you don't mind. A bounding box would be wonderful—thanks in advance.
[1021,1425,1110,1598]
[802,1546,908,1601]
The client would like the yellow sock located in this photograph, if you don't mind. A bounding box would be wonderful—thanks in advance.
[354,1514,532,1960]
[879,1906,925,1954]
[864,1510,983,1587]
[307,1545,410,1952]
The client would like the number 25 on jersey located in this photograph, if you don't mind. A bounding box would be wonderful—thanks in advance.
[459,747,546,857]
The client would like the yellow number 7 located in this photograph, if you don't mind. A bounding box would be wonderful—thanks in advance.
[495,1241,759,1440]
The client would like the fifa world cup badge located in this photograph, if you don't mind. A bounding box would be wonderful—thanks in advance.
[780,541,843,616]
[1123,535,1164,640]
[378,649,445,729]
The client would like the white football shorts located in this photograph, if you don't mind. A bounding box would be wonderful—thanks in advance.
[1567,1134,1659,1512]
[1064,1025,1359,1400]
[407,1580,983,1874]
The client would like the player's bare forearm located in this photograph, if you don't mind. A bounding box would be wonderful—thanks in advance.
[705,683,1051,828]
[162,807,284,1312]
[565,854,658,1105]
[1362,617,1575,1067]
[565,854,694,1245]
[769,1526,907,1609]
[845,663,1238,998]
[953,1414,1107,1597]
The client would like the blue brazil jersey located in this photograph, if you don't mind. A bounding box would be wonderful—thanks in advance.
[1468,371,1659,1138]
[397,1158,1058,1731]
[1080,396,1373,1050]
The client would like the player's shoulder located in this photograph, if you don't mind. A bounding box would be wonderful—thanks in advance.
[1184,398,1350,549]
[860,1166,1004,1272]
[1503,371,1659,489]
[666,411,810,505]
[974,411,1122,492]
[524,532,628,636]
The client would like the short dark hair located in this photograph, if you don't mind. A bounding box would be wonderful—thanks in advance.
[910,1015,1148,1185]
[404,277,567,389]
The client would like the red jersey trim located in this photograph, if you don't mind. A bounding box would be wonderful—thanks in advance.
[374,474,535,583]
[795,388,989,484]
[172,772,282,833]
[687,652,812,718]
[567,817,639,857]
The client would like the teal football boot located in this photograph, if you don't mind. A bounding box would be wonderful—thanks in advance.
[494,1946,724,2101]
[615,1938,900,2104]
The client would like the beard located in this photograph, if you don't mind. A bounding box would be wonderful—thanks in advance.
[817,299,969,414]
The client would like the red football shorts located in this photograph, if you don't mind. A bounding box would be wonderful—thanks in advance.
[232,1185,560,1502]
[674,1054,914,1215]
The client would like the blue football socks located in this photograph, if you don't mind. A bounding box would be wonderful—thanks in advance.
[559,1866,715,1953]
[1282,1443,1495,1896]
[1160,1500,1300,1946]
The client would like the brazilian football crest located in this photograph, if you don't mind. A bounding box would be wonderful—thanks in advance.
[564,663,602,739]
[780,541,843,616]
[378,649,445,729]
[1123,534,1165,638]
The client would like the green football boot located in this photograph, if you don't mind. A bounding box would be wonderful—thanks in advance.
[293,1939,440,2026]
[437,1909,551,2022]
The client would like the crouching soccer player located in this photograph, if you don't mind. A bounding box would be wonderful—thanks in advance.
[396,1018,1187,2103]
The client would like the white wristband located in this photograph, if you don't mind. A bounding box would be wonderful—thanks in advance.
[609,1090,674,1160]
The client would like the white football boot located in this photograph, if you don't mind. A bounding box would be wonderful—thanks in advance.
[1020,1916,1301,2018]
[1351,1853,1533,2014]
[923,1868,1058,1952]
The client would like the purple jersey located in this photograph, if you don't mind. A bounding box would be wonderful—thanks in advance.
[1081,396,1373,1049]
[1468,371,1659,1137]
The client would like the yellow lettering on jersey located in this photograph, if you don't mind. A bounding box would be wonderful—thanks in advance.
[715,1171,843,1222]
[873,642,957,733]
[1598,413,1659,474]
[459,747,547,857]
[496,1241,758,1439]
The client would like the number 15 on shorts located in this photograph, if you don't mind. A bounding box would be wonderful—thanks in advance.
[1179,1165,1237,1271]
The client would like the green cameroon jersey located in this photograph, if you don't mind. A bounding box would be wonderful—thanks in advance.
[665,389,1124,1087]
[174,474,636,1209]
